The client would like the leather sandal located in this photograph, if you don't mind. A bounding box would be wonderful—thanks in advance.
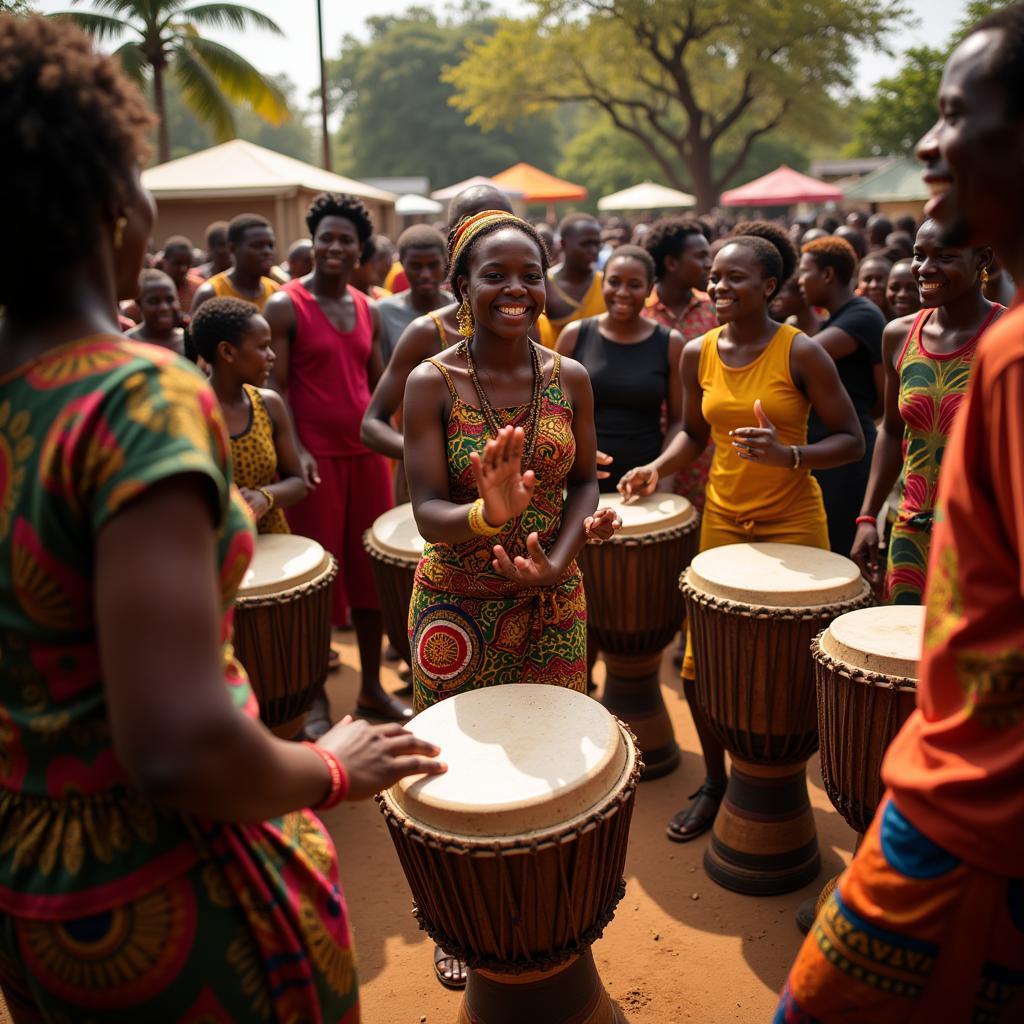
[665,779,726,843]
[434,944,467,990]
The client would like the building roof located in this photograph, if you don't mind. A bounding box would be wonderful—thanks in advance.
[809,157,891,180]
[492,163,588,203]
[720,165,843,207]
[142,140,397,203]
[841,157,930,203]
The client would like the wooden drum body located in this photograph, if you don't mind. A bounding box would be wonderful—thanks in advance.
[814,605,921,836]
[680,543,872,895]
[378,686,641,1024]
[579,493,698,779]
[233,535,337,739]
[363,503,424,665]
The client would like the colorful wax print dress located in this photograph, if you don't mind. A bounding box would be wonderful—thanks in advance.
[410,350,587,712]
[886,305,1002,604]
[0,336,358,1022]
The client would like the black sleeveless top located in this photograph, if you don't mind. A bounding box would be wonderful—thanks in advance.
[574,317,671,492]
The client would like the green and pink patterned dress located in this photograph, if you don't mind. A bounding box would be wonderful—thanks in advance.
[410,351,587,712]
[0,336,359,1022]
[886,306,1002,604]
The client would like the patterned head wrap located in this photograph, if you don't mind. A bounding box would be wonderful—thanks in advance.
[449,210,534,268]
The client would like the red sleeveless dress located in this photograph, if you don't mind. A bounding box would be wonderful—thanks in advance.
[282,280,392,621]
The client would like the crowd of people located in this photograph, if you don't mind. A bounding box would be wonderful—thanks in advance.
[1,5,1023,1021]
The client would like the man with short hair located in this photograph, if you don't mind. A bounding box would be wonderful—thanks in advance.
[375,226,452,366]
[777,7,1024,1020]
[538,212,605,347]
[192,213,280,315]
[195,220,231,279]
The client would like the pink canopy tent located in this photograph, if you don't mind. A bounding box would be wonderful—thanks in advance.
[720,165,842,207]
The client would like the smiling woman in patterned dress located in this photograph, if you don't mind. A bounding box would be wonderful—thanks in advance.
[850,219,1004,603]
[0,16,444,1022]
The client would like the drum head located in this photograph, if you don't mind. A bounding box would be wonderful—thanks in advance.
[369,503,424,561]
[595,492,695,537]
[686,542,866,607]
[391,685,627,838]
[238,534,331,598]
[820,604,924,680]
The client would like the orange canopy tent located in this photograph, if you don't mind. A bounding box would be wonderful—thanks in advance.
[492,163,587,219]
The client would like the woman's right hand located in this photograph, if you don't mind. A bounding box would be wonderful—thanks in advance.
[850,521,883,593]
[469,425,536,526]
[617,463,659,502]
[318,716,446,801]
[595,450,613,480]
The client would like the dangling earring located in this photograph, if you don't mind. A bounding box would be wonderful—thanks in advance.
[112,216,128,250]
[457,299,475,338]
[980,267,990,286]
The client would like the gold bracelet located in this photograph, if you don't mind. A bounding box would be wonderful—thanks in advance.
[790,445,802,470]
[467,497,503,536]
[258,486,275,510]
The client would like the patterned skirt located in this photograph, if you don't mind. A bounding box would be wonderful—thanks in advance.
[409,565,587,713]
[0,812,359,1023]
[885,514,933,605]
[776,798,1024,1024]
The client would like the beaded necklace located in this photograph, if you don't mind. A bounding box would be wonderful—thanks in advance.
[460,337,545,468]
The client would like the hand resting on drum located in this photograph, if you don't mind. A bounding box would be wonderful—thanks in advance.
[617,464,660,502]
[318,715,446,801]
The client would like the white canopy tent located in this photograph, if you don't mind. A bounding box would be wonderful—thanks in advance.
[395,194,444,216]
[597,181,696,211]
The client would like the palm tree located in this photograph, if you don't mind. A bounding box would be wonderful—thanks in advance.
[53,1,290,164]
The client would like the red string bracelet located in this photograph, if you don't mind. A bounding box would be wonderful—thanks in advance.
[855,515,877,526]
[303,742,349,810]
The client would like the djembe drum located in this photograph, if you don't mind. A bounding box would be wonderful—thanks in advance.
[801,604,922,923]
[378,685,641,1024]
[680,543,872,895]
[233,534,337,739]
[815,604,922,835]
[578,493,698,779]
[363,503,424,666]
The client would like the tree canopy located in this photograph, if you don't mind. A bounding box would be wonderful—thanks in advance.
[328,7,560,188]
[848,0,1015,157]
[53,1,289,163]
[445,0,907,212]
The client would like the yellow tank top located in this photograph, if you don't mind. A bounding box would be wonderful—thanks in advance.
[229,385,290,534]
[698,323,825,526]
[208,271,279,312]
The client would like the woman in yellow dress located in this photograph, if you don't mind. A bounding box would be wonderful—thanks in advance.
[619,222,864,842]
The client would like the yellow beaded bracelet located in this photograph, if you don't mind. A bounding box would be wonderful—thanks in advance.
[468,497,503,536]
[258,486,275,510]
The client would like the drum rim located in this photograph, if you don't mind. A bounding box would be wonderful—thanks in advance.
[363,528,421,566]
[366,503,425,560]
[680,574,872,615]
[811,633,917,690]
[683,543,867,607]
[235,551,337,605]
[378,720,640,846]
[594,492,697,537]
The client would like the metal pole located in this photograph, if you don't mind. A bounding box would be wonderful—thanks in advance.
[316,0,331,171]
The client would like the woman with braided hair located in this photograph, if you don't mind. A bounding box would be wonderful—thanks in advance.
[619,221,865,843]
[404,211,620,716]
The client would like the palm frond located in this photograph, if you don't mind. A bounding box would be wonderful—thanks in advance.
[179,35,289,125]
[179,3,283,36]
[171,43,236,141]
[48,10,132,42]
[113,40,149,84]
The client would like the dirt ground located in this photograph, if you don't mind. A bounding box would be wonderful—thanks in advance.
[322,630,857,1024]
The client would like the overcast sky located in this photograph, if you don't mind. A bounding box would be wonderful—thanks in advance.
[38,0,965,105]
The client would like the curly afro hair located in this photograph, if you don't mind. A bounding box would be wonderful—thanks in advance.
[724,220,798,299]
[643,218,708,279]
[801,236,859,286]
[446,214,550,302]
[0,15,154,309]
[305,193,374,243]
[190,297,261,364]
